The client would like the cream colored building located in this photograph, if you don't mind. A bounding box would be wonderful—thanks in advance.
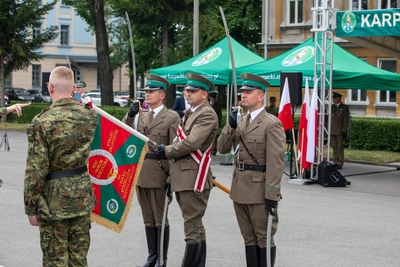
[6,1,130,94]
[262,0,400,117]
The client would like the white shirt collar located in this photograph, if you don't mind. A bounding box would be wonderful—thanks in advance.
[249,107,265,122]
[150,105,163,117]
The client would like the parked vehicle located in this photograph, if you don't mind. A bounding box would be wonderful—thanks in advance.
[5,87,35,102]
[3,94,9,106]
[85,92,128,107]
[27,89,51,103]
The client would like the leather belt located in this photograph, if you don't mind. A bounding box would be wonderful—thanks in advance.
[145,153,165,160]
[46,166,88,180]
[236,161,266,172]
[172,155,192,163]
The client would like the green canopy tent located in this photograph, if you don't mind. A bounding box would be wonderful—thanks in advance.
[236,38,400,91]
[150,37,266,85]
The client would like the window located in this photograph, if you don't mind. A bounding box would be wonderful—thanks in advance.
[33,24,41,39]
[32,65,41,87]
[289,0,303,24]
[60,25,69,46]
[351,0,368,10]
[348,59,368,103]
[4,73,12,86]
[378,0,397,9]
[377,59,396,103]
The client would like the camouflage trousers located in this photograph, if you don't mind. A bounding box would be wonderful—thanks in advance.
[39,213,91,267]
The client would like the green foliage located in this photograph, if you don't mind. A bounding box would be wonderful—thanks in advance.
[0,0,58,76]
[347,117,400,152]
[6,102,129,124]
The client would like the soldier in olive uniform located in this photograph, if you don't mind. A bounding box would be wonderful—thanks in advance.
[330,92,349,169]
[156,73,218,267]
[122,74,180,267]
[24,66,98,266]
[217,73,286,267]
[265,96,279,117]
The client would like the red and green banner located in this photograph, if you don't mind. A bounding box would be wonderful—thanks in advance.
[89,106,148,233]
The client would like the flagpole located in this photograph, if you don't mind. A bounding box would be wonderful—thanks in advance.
[299,129,305,176]
[291,128,299,176]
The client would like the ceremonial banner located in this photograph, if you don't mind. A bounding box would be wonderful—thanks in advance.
[336,9,400,37]
[89,106,148,233]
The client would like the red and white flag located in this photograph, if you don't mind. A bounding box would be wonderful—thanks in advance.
[298,79,310,170]
[278,77,294,131]
[305,80,319,166]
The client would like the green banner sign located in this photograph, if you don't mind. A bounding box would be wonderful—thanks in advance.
[336,9,400,37]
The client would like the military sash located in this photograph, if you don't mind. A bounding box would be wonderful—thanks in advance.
[177,124,212,193]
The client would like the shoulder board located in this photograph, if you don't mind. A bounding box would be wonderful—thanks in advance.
[166,109,180,116]
[264,112,278,122]
[201,106,211,111]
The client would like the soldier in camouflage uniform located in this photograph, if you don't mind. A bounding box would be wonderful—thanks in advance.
[24,66,98,267]
[122,74,180,267]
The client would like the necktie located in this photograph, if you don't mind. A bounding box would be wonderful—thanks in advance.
[149,111,154,124]
[246,114,251,128]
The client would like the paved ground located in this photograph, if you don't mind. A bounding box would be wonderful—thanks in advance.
[1,131,400,267]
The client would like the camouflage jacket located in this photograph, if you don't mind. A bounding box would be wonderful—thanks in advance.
[24,98,98,220]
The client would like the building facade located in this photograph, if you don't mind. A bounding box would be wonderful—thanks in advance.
[6,1,130,94]
[262,0,400,117]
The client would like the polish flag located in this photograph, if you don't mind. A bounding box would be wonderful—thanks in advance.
[278,77,294,131]
[298,79,310,170]
[305,80,319,166]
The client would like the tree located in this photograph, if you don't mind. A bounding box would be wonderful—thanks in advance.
[63,0,114,105]
[0,0,57,107]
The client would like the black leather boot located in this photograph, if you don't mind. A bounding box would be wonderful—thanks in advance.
[139,227,158,267]
[181,242,201,267]
[270,246,276,267]
[155,226,170,267]
[257,246,276,267]
[245,245,259,267]
[196,240,207,267]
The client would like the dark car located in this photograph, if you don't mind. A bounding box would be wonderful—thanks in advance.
[27,89,51,103]
[5,87,35,102]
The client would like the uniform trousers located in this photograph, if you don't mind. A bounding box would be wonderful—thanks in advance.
[175,189,210,244]
[330,134,345,166]
[233,202,279,248]
[137,186,169,227]
[39,213,91,267]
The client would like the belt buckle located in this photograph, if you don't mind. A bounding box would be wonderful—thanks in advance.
[238,161,245,171]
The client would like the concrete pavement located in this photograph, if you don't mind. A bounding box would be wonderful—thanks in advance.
[1,131,400,266]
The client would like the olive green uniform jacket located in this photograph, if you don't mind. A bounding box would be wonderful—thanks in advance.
[217,112,286,203]
[24,98,98,221]
[165,102,218,192]
[330,103,349,135]
[122,106,180,188]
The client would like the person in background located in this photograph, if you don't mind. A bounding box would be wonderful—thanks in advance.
[24,66,98,266]
[73,81,92,107]
[122,74,180,267]
[265,96,279,117]
[330,92,349,169]
[0,102,31,189]
[0,102,31,118]
[209,91,221,156]
[156,73,218,267]
[172,89,190,119]
[217,73,285,267]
